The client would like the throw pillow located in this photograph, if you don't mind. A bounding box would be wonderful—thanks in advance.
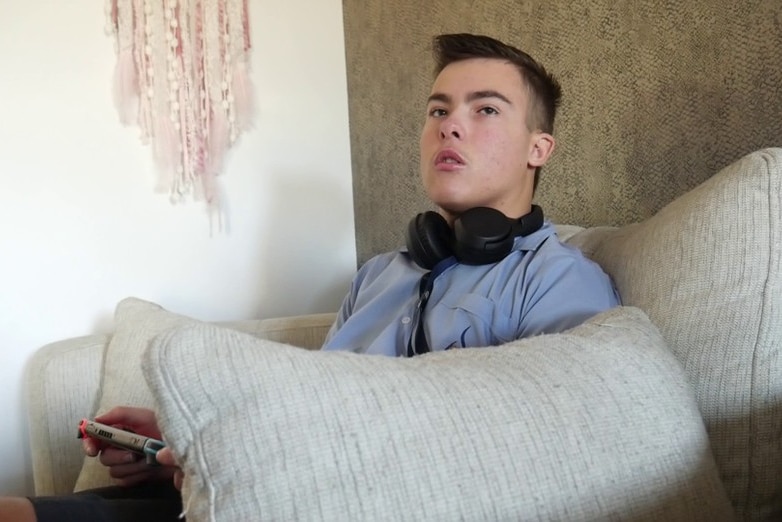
[73,297,205,492]
[72,297,337,492]
[144,307,734,522]
[566,147,782,520]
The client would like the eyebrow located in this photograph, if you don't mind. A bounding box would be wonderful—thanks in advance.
[427,90,513,106]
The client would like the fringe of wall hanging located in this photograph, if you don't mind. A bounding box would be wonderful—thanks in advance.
[105,0,253,208]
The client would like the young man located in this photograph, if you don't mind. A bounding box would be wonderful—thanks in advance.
[0,33,619,521]
[321,33,618,356]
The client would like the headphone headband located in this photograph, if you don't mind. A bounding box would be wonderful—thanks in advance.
[511,204,544,237]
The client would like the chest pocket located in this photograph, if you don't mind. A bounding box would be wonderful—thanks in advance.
[425,293,519,350]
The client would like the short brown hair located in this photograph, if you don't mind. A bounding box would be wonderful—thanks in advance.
[432,34,562,190]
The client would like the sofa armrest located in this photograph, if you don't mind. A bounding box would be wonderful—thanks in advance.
[25,334,110,496]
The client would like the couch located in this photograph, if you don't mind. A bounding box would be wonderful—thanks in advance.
[25,148,782,520]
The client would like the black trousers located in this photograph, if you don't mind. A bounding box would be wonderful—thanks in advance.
[29,482,182,522]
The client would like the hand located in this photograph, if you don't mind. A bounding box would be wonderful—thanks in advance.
[155,447,184,490]
[82,406,176,487]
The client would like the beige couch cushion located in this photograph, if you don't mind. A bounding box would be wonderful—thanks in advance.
[567,148,782,520]
[144,307,733,522]
[73,297,334,492]
[73,298,204,491]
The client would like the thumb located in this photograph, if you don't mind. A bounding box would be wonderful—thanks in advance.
[155,446,177,467]
[82,435,103,456]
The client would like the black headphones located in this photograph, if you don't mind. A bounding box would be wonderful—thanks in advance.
[405,205,544,270]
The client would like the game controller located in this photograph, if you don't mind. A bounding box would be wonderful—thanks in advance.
[78,418,166,465]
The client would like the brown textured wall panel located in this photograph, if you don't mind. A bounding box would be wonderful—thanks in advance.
[342,0,782,264]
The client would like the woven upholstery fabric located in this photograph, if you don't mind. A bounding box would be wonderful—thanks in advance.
[25,334,109,495]
[566,148,782,520]
[72,298,205,492]
[73,297,334,492]
[144,307,734,522]
[342,0,782,264]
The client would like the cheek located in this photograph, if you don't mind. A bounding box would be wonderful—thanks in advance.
[477,132,516,169]
[420,120,438,143]
[419,130,429,153]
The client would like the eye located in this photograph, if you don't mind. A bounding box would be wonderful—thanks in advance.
[428,107,447,118]
[478,106,499,116]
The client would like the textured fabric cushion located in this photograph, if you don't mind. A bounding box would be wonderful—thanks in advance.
[26,334,109,495]
[73,297,205,491]
[144,307,734,522]
[73,297,336,492]
[566,148,782,520]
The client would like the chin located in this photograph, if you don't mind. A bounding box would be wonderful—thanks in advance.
[434,201,474,216]
[427,188,473,212]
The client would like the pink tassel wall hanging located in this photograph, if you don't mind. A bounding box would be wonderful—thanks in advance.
[105,0,253,208]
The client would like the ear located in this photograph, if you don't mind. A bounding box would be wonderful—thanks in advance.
[528,132,556,168]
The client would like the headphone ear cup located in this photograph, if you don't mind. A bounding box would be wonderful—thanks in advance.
[406,211,454,270]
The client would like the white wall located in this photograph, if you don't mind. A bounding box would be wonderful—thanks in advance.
[0,0,355,495]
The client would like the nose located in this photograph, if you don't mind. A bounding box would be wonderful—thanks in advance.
[439,117,463,140]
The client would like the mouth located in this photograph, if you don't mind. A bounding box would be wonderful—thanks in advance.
[434,149,466,168]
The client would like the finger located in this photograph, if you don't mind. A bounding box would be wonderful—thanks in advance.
[173,469,184,491]
[107,460,153,480]
[111,462,176,487]
[112,469,157,488]
[82,437,103,457]
[155,447,176,466]
[99,447,139,467]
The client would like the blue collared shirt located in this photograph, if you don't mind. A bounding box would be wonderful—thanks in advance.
[322,221,620,356]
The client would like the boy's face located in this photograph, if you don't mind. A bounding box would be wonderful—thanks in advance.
[419,58,553,222]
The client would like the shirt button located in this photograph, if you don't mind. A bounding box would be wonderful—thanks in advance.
[401,317,411,324]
